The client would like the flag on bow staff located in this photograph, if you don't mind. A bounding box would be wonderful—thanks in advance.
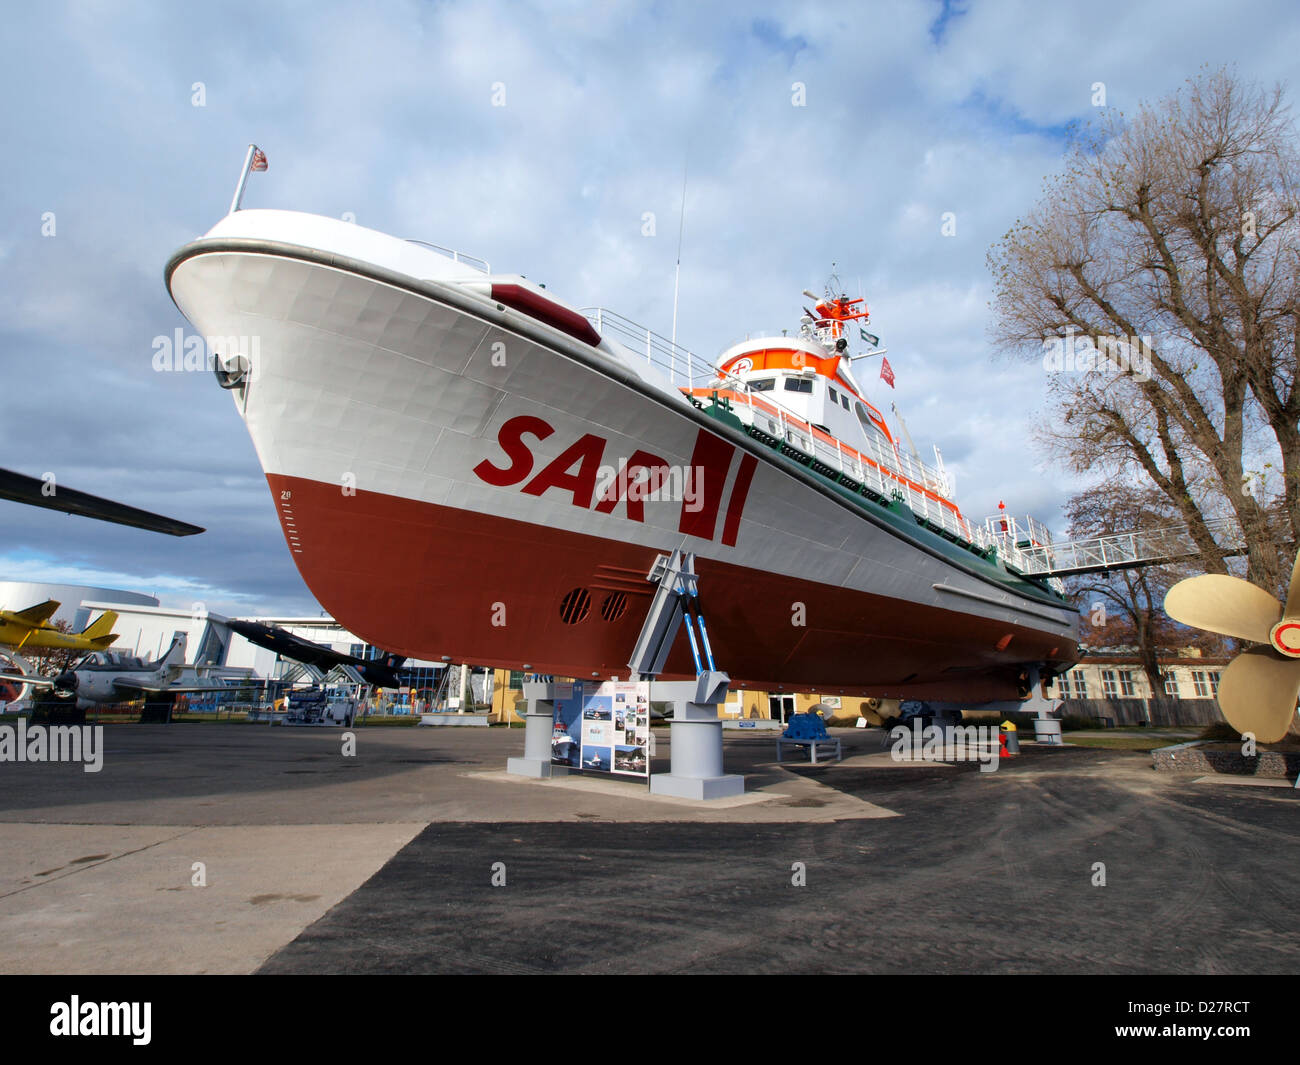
[880,357,895,388]
[230,145,269,213]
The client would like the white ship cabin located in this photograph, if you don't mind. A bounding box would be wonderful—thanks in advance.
[698,334,958,504]
[681,332,989,548]
[715,337,897,462]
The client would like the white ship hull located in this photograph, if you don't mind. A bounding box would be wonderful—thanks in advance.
[168,211,1078,700]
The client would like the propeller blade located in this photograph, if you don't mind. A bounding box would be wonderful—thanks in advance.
[1164,574,1280,643]
[1283,549,1300,621]
[1216,647,1300,744]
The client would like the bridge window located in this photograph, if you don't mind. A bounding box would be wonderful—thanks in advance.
[783,376,813,393]
[829,386,839,403]
[855,401,890,446]
[841,394,850,410]
[748,377,776,392]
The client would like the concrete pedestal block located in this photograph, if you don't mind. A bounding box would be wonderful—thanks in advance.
[648,703,745,800]
[506,676,743,800]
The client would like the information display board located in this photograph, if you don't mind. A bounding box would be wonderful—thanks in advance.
[551,680,651,777]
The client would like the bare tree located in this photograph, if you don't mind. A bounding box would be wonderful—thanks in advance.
[1064,481,1220,701]
[989,67,1299,594]
[18,620,81,677]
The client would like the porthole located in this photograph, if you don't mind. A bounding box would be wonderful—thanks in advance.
[600,592,627,622]
[560,588,591,624]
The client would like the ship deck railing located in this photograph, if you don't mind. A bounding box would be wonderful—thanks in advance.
[404,239,491,274]
[584,306,1069,592]
[588,310,968,508]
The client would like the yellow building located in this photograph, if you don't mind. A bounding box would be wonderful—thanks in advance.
[489,669,529,724]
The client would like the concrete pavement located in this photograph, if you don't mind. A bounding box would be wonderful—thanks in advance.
[0,723,1295,974]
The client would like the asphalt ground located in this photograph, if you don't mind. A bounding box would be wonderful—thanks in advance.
[0,722,1296,974]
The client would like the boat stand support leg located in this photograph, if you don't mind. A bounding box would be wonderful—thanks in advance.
[507,681,569,779]
[648,676,744,801]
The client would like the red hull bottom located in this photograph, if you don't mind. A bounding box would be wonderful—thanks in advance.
[269,474,1072,702]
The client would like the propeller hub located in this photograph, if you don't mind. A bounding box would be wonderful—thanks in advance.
[1269,620,1300,658]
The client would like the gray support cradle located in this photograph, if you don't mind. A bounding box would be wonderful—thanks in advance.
[647,672,744,800]
[506,550,744,799]
[631,552,743,798]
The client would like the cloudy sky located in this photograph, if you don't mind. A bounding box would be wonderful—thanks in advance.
[1,0,1296,616]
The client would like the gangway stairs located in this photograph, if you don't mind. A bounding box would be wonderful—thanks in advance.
[994,514,1248,580]
[275,659,325,686]
[323,663,368,687]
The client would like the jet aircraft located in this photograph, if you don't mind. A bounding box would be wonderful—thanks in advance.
[0,466,203,536]
[14,632,234,709]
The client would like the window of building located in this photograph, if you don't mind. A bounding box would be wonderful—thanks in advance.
[1070,669,1088,698]
[748,377,776,392]
[1208,670,1221,696]
[508,670,524,689]
[1192,670,1210,697]
[1101,669,1118,697]
[1119,670,1137,697]
[783,376,813,393]
[1057,673,1071,698]
[1163,671,1179,697]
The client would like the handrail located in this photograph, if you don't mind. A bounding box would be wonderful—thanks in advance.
[1007,515,1247,577]
[404,239,491,274]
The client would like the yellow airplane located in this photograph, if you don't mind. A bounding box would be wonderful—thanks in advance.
[0,601,119,652]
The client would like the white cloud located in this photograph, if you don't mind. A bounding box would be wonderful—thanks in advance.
[0,0,1294,610]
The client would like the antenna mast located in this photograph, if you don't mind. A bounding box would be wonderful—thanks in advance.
[671,161,687,349]
[891,402,923,464]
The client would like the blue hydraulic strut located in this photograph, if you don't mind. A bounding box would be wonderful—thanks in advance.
[686,576,718,674]
[680,575,717,677]
[695,613,718,674]
[682,606,704,674]
[676,574,704,674]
